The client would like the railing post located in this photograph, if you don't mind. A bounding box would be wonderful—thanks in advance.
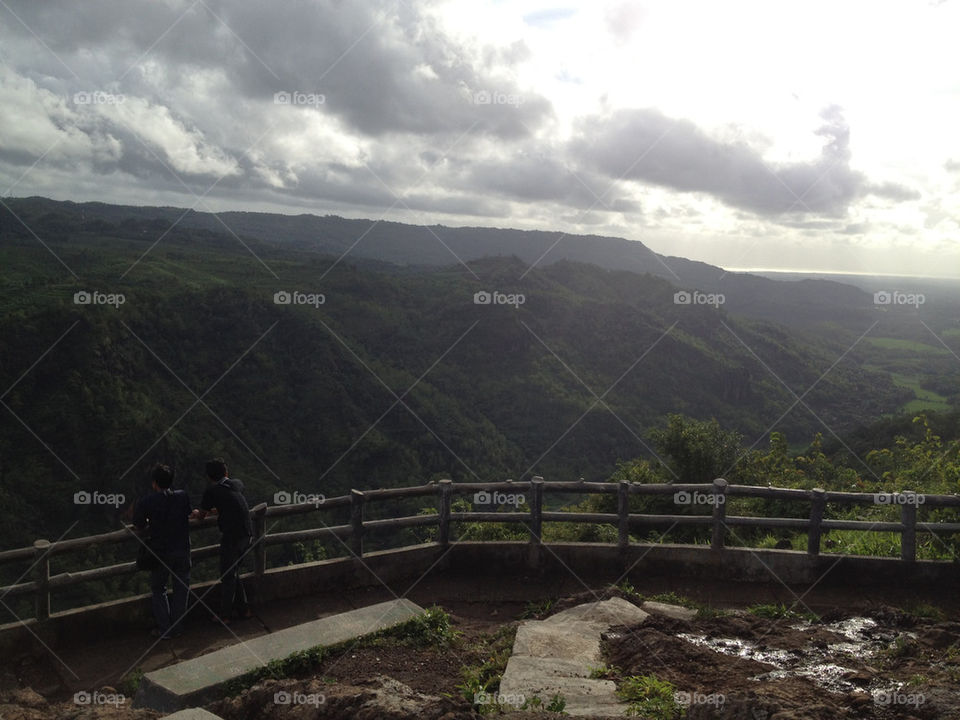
[438,479,452,548]
[34,539,51,621]
[901,491,917,562]
[807,488,826,555]
[711,479,728,551]
[530,477,544,545]
[350,489,365,557]
[528,476,544,570]
[618,481,630,550]
[252,503,267,579]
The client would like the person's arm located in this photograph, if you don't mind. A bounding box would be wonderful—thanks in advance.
[132,497,149,532]
[194,486,218,520]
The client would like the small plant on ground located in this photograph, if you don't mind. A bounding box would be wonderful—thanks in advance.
[521,694,567,713]
[694,604,727,619]
[589,663,620,679]
[456,624,518,714]
[904,602,945,622]
[648,591,695,608]
[748,602,818,622]
[377,606,461,647]
[880,634,917,664]
[547,693,567,713]
[118,667,144,697]
[617,674,682,719]
[615,580,642,600]
[520,597,557,619]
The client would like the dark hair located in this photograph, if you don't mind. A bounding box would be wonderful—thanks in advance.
[205,458,227,481]
[152,463,174,489]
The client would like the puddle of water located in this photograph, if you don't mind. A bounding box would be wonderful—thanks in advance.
[754,663,859,694]
[677,634,795,667]
[677,617,898,695]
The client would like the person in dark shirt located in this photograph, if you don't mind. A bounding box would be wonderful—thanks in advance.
[195,458,253,624]
[132,464,192,639]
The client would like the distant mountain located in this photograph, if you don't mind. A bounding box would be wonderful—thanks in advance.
[3,196,881,329]
[0,198,915,551]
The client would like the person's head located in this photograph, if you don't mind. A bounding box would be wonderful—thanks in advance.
[152,463,174,490]
[205,457,228,482]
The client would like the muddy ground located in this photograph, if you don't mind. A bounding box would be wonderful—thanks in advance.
[2,578,960,719]
[602,603,960,719]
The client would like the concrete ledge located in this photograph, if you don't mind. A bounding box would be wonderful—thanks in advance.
[0,543,443,657]
[3,541,958,658]
[135,599,424,712]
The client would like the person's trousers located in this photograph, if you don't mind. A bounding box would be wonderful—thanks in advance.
[219,534,251,617]
[150,554,191,636]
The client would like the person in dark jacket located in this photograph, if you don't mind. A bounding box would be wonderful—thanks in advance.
[133,464,192,639]
[195,458,253,624]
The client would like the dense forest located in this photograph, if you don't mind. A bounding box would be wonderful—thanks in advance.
[0,198,956,579]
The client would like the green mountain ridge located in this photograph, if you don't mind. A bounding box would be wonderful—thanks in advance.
[2,195,893,329]
[0,199,927,552]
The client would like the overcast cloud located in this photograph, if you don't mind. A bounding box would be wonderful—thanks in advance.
[0,0,957,276]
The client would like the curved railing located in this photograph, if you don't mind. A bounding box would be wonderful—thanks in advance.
[2,478,959,625]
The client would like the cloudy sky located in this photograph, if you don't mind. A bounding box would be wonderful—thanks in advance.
[1,0,958,277]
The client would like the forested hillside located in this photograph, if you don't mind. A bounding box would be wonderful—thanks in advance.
[0,203,920,551]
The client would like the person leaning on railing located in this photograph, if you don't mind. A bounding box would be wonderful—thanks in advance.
[192,458,254,626]
[132,464,192,639]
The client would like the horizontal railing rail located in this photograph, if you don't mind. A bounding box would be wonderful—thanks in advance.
[2,478,959,625]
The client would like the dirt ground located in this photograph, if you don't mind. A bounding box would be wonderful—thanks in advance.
[2,571,960,719]
[602,603,960,719]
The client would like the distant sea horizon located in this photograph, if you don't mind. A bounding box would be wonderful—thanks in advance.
[725,268,960,281]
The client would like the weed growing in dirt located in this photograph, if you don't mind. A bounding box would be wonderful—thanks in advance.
[748,603,818,622]
[118,668,143,696]
[647,591,694,608]
[546,693,567,712]
[457,624,519,713]
[880,634,917,664]
[589,663,620,679]
[904,602,945,621]
[617,674,682,719]
[521,693,568,713]
[376,606,461,647]
[520,597,557,619]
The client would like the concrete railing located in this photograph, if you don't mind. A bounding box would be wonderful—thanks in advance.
[2,478,960,626]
